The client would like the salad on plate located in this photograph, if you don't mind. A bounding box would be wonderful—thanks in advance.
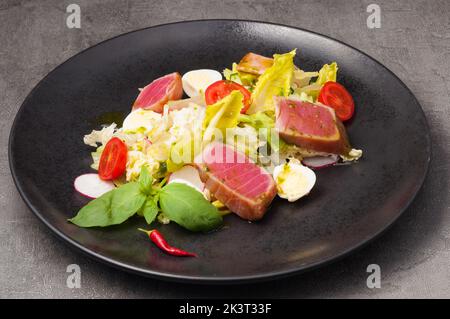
[69,49,362,256]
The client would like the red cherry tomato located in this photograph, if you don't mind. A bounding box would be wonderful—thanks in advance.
[205,80,252,113]
[318,81,355,121]
[98,137,127,180]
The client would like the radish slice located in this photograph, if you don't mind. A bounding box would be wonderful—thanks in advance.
[168,165,205,194]
[301,155,339,169]
[74,174,115,199]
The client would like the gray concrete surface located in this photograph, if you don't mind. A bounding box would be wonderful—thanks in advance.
[1,0,449,298]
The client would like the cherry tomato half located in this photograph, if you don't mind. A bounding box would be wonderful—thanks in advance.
[205,80,252,113]
[98,137,127,180]
[318,81,355,121]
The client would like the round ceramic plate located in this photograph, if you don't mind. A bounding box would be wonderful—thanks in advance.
[9,20,430,283]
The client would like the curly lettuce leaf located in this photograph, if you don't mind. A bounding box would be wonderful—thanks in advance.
[225,125,260,160]
[90,145,104,170]
[340,148,363,162]
[83,123,117,147]
[223,63,241,83]
[167,132,202,171]
[315,62,338,86]
[246,50,296,114]
[293,69,319,88]
[237,111,283,153]
[238,111,274,129]
[295,62,338,100]
[223,63,258,87]
[288,92,314,103]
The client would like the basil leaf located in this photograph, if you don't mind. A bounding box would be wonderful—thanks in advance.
[140,197,159,225]
[111,182,146,221]
[69,182,147,227]
[139,166,153,195]
[70,177,152,228]
[159,183,223,232]
[68,191,115,227]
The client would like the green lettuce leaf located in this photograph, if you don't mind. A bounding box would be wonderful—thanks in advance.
[315,61,338,86]
[167,132,202,171]
[223,63,241,83]
[203,90,243,143]
[288,92,314,103]
[90,145,104,170]
[223,63,258,87]
[237,111,283,153]
[293,69,319,88]
[295,62,338,100]
[238,111,274,129]
[225,125,259,160]
[246,50,296,114]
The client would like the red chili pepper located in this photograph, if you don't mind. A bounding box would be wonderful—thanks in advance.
[138,228,197,257]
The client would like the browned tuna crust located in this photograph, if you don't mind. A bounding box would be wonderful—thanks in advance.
[279,118,351,155]
[195,164,277,221]
[275,98,352,155]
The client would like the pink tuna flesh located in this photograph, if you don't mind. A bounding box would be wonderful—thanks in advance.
[274,97,351,155]
[195,142,277,221]
[132,72,183,113]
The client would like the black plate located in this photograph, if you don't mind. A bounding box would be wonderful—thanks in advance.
[9,20,430,283]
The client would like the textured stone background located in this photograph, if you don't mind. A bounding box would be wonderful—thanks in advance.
[1,0,449,298]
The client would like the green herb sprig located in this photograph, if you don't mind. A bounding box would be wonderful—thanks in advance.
[69,167,223,232]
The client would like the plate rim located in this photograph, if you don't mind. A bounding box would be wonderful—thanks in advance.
[8,19,432,284]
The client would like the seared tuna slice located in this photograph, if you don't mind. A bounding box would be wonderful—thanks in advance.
[237,53,274,75]
[132,72,183,113]
[274,97,351,155]
[195,142,277,221]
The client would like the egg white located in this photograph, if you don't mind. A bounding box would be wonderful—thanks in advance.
[122,109,161,132]
[168,165,205,195]
[273,159,316,202]
[182,69,222,97]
